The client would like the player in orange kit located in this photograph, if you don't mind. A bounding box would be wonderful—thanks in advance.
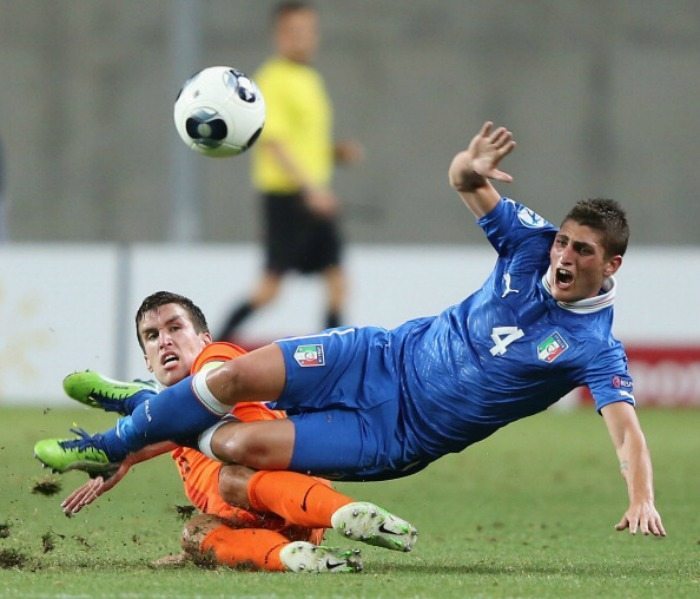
[56,291,416,572]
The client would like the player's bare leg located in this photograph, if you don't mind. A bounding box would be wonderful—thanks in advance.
[204,343,287,406]
[210,419,295,470]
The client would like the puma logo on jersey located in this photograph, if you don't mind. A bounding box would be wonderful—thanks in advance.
[501,273,520,298]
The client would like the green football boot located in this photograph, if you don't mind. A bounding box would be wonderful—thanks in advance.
[331,501,418,552]
[33,428,117,476]
[63,370,158,414]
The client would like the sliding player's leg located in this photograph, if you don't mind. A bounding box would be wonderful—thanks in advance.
[245,470,418,552]
[182,514,362,573]
[217,462,351,531]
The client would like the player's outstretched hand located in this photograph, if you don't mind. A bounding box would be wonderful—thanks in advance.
[615,500,667,537]
[449,121,516,192]
[61,461,131,516]
[467,121,516,182]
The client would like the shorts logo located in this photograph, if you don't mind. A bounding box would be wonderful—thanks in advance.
[517,206,546,229]
[537,331,569,363]
[294,344,325,367]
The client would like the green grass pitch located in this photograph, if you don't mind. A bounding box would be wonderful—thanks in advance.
[0,405,698,598]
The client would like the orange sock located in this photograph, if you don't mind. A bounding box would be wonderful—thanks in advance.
[200,525,289,571]
[247,471,353,529]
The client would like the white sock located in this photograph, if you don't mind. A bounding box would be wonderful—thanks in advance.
[191,370,231,416]
[197,415,237,460]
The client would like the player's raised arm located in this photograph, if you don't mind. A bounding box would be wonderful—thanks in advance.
[600,402,666,537]
[448,121,516,219]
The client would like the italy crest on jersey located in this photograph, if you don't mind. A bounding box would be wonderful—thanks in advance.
[537,332,569,363]
[294,344,325,367]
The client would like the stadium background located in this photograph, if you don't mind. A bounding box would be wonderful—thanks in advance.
[0,1,698,404]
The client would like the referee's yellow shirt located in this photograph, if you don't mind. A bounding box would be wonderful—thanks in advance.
[251,57,333,193]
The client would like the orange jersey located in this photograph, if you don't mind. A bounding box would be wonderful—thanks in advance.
[170,342,290,528]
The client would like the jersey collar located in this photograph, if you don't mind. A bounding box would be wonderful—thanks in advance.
[541,267,616,314]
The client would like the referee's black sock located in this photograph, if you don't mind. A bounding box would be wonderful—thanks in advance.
[325,310,341,329]
[218,301,255,340]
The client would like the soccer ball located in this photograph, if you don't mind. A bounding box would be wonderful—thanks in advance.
[173,66,265,157]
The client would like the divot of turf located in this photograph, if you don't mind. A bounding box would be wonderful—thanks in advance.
[31,477,62,496]
[0,548,28,569]
[175,505,195,521]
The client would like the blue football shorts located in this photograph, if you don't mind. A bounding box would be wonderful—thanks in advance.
[273,327,430,481]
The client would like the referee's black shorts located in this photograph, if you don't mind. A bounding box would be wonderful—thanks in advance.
[261,192,343,275]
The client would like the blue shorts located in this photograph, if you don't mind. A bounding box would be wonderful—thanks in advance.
[273,328,431,481]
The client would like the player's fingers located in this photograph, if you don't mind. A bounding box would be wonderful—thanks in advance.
[70,486,101,514]
[490,168,513,183]
[61,483,92,509]
[492,128,513,148]
[628,516,639,535]
[497,140,516,158]
[479,121,493,138]
[489,126,508,145]
[639,518,650,535]
[650,516,667,537]
[62,479,101,514]
[614,516,629,531]
[62,488,90,514]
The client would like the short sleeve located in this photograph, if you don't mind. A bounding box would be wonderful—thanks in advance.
[477,198,557,258]
[583,345,635,412]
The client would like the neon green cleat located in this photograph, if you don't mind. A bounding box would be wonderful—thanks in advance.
[33,431,117,476]
[279,542,363,573]
[63,370,158,414]
[331,501,418,552]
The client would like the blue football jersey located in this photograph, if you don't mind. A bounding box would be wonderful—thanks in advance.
[392,198,634,462]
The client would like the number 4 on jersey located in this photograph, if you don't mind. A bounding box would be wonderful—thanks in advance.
[489,326,524,356]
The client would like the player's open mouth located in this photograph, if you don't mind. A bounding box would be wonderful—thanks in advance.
[555,268,574,288]
[162,353,179,366]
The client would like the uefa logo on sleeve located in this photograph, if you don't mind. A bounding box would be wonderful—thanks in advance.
[517,206,546,229]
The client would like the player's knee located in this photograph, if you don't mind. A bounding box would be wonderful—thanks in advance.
[181,514,221,554]
[212,425,253,465]
[212,425,278,470]
[218,464,254,508]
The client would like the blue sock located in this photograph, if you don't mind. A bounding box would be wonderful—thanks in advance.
[123,389,157,415]
[96,374,230,461]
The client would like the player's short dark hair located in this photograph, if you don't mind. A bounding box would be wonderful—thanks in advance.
[135,291,209,350]
[562,198,630,258]
[272,1,314,22]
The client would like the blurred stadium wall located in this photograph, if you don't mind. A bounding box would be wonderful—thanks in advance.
[1,1,700,244]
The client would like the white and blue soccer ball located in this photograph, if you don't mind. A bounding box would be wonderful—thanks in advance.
[173,65,265,157]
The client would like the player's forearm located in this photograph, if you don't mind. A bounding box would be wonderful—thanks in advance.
[128,441,178,465]
[617,430,656,504]
[448,152,500,219]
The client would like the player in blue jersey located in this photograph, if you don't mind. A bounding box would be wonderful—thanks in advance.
[35,121,665,537]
